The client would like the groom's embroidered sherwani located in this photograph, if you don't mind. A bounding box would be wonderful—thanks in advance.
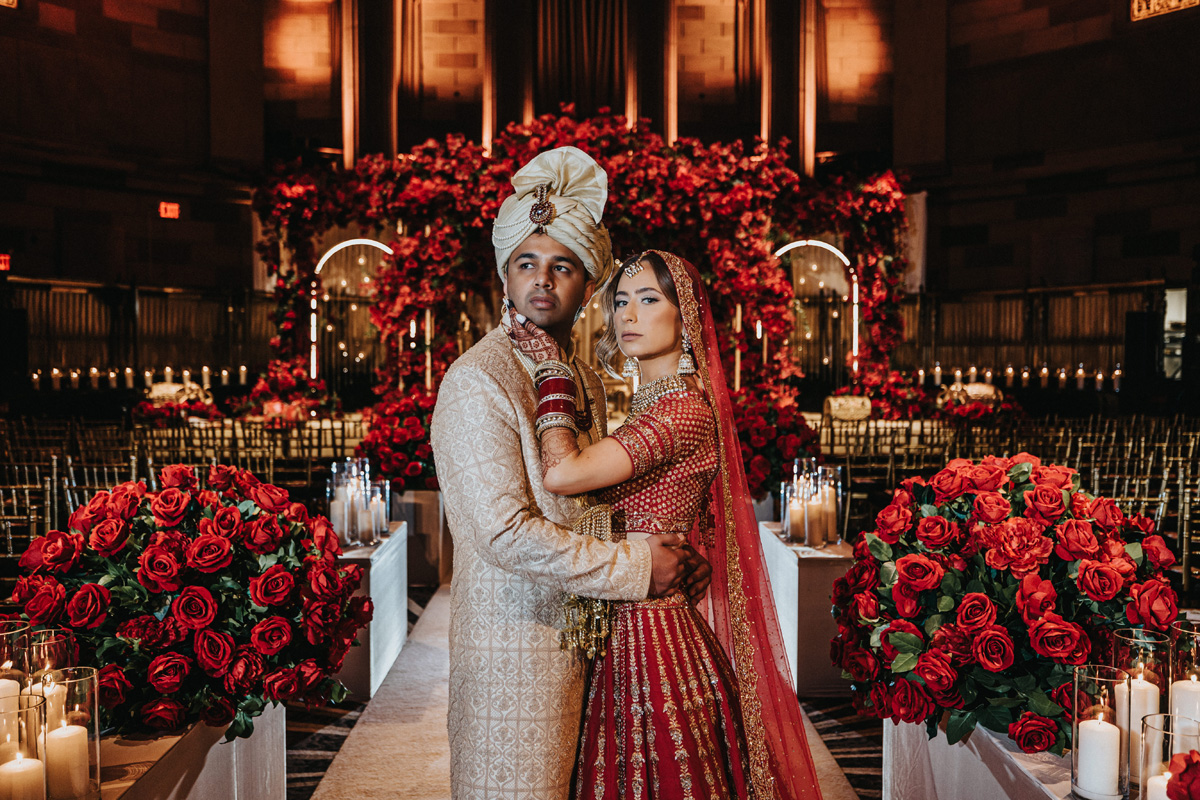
[431,327,653,800]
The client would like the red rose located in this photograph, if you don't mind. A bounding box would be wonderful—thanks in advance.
[1010,452,1042,468]
[1007,711,1058,754]
[881,620,923,665]
[892,581,920,619]
[849,591,880,625]
[284,502,310,524]
[201,696,237,727]
[1126,578,1178,632]
[914,650,957,694]
[985,518,1055,577]
[1032,465,1077,490]
[303,517,342,561]
[98,664,131,709]
[972,492,1010,525]
[1165,749,1200,800]
[931,622,973,665]
[915,517,958,550]
[223,646,266,694]
[964,464,1006,492]
[842,645,880,682]
[1051,681,1087,722]
[198,506,243,541]
[67,492,109,535]
[88,519,129,558]
[19,530,84,575]
[305,562,347,600]
[1088,497,1126,532]
[1054,520,1099,561]
[137,546,182,593]
[1143,535,1176,569]
[929,468,967,504]
[868,683,891,719]
[1016,573,1057,624]
[972,625,1015,672]
[295,658,326,691]
[172,586,218,630]
[1077,559,1124,602]
[151,530,189,560]
[301,597,342,645]
[956,592,997,632]
[404,461,423,478]
[141,698,186,731]
[1023,484,1067,527]
[147,652,192,693]
[12,574,54,604]
[234,469,261,494]
[149,488,191,528]
[249,482,290,514]
[1130,514,1156,536]
[874,503,913,544]
[117,615,184,651]
[889,679,935,724]
[250,564,295,607]
[263,667,301,702]
[159,465,197,491]
[66,583,110,629]
[245,515,286,555]
[1029,612,1091,664]
[106,485,144,521]
[194,629,235,676]
[186,534,233,573]
[207,464,238,491]
[895,554,945,592]
[250,616,293,656]
[24,579,65,624]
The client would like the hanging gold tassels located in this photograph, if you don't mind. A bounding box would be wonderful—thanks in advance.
[559,503,615,659]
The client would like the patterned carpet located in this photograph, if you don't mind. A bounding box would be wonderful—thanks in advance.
[285,588,884,800]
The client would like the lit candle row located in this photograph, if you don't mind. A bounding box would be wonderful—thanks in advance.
[31,366,251,390]
[918,363,1123,391]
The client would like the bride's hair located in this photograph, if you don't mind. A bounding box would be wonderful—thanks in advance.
[595,251,681,379]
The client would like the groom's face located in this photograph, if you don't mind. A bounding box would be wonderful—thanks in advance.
[503,234,595,333]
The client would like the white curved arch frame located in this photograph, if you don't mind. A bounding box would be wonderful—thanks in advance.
[773,239,859,373]
[311,239,395,379]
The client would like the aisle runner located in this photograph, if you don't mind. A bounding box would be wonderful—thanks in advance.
[802,698,884,800]
[310,586,452,800]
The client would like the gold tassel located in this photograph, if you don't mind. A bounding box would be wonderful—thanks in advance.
[559,504,615,658]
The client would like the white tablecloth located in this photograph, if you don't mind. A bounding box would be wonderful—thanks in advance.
[883,719,1070,800]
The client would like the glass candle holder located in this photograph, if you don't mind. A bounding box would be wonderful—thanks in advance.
[0,622,31,689]
[1139,714,1200,800]
[1169,621,1200,741]
[781,480,807,544]
[0,694,48,799]
[42,668,97,800]
[1073,664,1130,800]
[817,465,844,546]
[29,631,75,678]
[1113,628,1172,783]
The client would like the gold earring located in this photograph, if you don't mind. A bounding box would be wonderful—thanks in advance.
[677,334,696,376]
[622,357,640,380]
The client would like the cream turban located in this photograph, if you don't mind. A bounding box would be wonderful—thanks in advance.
[492,146,614,286]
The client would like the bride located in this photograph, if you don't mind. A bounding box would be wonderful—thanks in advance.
[512,250,823,800]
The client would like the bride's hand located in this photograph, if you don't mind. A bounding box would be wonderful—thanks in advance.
[506,306,560,363]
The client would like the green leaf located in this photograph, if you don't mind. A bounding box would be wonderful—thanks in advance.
[867,534,893,562]
[329,681,349,705]
[869,624,888,649]
[1028,691,1064,717]
[923,614,945,638]
[937,595,955,612]
[879,562,898,588]
[891,652,918,673]
[237,500,257,516]
[920,504,939,518]
[1009,463,1033,484]
[1125,542,1144,565]
[889,632,924,655]
[977,703,1015,733]
[257,553,279,570]
[946,710,977,745]
[940,571,962,595]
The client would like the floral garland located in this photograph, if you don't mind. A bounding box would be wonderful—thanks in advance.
[253,108,911,484]
[731,383,820,499]
[354,385,438,493]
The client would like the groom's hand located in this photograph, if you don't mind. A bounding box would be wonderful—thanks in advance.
[681,545,712,604]
[646,534,690,597]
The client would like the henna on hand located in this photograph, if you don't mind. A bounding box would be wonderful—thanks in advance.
[507,307,560,363]
[539,426,579,479]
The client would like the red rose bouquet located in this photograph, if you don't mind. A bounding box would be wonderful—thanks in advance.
[133,399,224,428]
[356,385,438,493]
[1167,750,1200,798]
[231,356,339,420]
[731,385,820,499]
[831,454,1179,754]
[15,465,372,739]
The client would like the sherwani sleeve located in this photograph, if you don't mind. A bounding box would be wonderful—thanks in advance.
[432,361,653,601]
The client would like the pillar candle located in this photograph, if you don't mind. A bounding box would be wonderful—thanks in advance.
[424,308,432,346]
[69,371,79,390]
[1022,368,1030,387]
[984,369,993,385]
[1074,715,1121,799]
[0,753,46,800]
[220,369,229,386]
[356,507,374,540]
[805,493,826,548]
[1040,367,1049,388]
[163,367,174,384]
[0,736,16,763]
[124,367,134,389]
[954,368,963,384]
[238,365,248,385]
[1170,676,1200,750]
[785,499,805,542]
[370,497,386,535]
[201,366,211,389]
[181,369,190,386]
[88,368,99,390]
[917,368,925,385]
[968,365,977,383]
[1076,366,1086,390]
[820,484,838,545]
[329,500,347,540]
[1095,371,1104,391]
[1146,773,1170,800]
[1113,367,1122,392]
[1005,366,1014,387]
[51,369,61,391]
[0,679,18,746]
[107,370,117,389]
[25,682,66,730]
[45,722,88,799]
[30,373,39,391]
[1116,674,1160,780]
[933,363,942,384]
[1058,369,1067,389]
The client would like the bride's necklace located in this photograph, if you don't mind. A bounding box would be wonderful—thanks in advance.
[630,374,688,417]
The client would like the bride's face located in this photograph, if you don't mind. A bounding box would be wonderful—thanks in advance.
[612,265,683,363]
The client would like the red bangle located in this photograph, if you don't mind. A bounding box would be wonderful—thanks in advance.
[537,376,575,397]
[538,399,574,416]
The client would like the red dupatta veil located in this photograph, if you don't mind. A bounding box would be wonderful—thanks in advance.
[648,250,823,800]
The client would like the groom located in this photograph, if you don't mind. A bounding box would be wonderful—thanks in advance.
[431,146,708,800]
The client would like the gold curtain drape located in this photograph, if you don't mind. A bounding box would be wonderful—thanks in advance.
[535,0,626,118]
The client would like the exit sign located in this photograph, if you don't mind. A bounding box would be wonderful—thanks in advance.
[159,202,180,219]
[0,255,9,271]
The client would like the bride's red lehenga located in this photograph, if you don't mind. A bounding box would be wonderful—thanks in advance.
[572,252,824,800]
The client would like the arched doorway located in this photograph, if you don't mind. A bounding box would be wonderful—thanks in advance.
[775,238,857,386]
